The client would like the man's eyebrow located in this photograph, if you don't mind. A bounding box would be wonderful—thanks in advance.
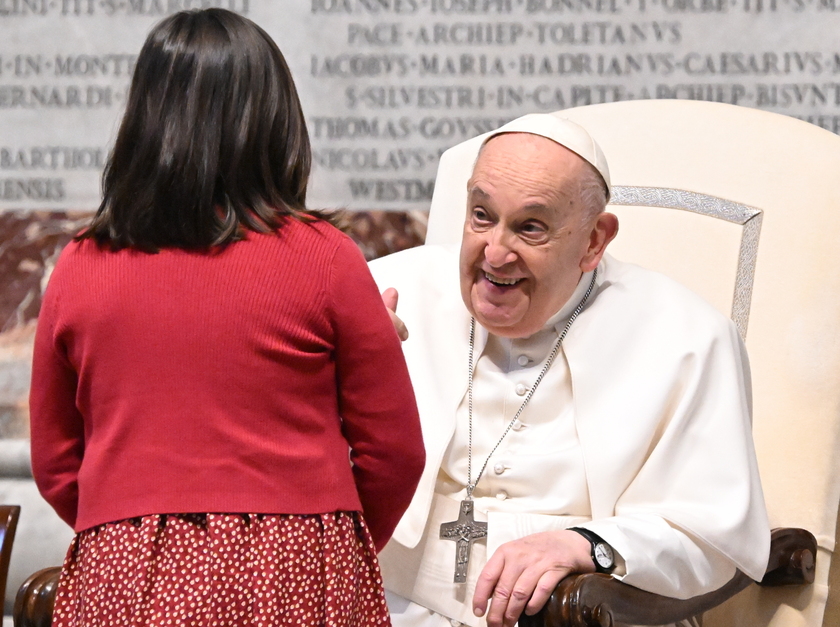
[468,184,554,215]
[467,185,490,200]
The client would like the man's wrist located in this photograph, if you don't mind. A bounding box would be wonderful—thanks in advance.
[568,527,616,574]
[559,528,598,574]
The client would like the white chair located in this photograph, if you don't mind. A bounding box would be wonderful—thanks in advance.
[425,99,840,627]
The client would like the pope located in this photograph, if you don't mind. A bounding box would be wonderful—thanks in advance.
[370,113,771,627]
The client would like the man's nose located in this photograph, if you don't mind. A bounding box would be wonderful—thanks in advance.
[484,227,517,268]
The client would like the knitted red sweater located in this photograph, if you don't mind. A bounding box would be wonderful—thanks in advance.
[30,219,424,550]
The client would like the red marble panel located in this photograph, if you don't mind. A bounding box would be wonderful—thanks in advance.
[340,210,428,261]
[0,212,91,332]
[0,212,90,437]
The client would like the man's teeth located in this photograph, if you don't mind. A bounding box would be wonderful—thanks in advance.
[485,273,520,286]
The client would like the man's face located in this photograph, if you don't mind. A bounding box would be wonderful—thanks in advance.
[459,132,612,339]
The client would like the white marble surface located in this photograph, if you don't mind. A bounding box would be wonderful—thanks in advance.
[2,5,840,210]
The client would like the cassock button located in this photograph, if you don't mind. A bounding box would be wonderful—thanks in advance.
[511,419,524,431]
[496,490,508,500]
[515,383,527,396]
[517,355,529,366]
[450,620,462,627]
[493,462,505,475]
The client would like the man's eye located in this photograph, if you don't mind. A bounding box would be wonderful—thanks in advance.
[471,208,491,223]
[519,223,549,240]
[521,223,546,234]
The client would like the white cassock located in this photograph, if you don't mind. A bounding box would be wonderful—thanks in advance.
[369,245,771,627]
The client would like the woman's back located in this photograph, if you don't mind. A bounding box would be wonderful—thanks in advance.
[32,219,423,547]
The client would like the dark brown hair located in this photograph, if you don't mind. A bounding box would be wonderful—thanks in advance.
[79,9,312,251]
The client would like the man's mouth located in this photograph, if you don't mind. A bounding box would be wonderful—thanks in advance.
[484,271,522,287]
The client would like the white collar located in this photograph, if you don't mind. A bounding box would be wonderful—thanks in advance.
[547,269,595,336]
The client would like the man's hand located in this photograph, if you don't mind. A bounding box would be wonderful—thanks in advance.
[472,529,595,627]
[381,287,409,341]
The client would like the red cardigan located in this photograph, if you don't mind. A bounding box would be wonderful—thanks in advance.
[30,219,424,550]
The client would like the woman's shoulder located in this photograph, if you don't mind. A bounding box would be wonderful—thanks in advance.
[49,236,100,276]
[235,217,362,283]
[253,215,358,257]
[298,215,352,246]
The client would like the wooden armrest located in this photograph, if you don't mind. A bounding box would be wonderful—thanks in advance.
[759,527,816,586]
[519,527,817,627]
[13,566,62,627]
[1,505,22,607]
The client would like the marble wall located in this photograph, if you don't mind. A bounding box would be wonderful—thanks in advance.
[0,209,428,439]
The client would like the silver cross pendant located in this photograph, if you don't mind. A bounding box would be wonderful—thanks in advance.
[439,499,488,583]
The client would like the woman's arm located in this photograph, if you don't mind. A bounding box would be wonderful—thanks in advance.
[328,236,425,551]
[29,281,84,529]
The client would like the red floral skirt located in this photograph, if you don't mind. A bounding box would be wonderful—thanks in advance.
[52,512,391,627]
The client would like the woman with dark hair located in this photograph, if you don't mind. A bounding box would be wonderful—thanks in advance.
[29,9,424,626]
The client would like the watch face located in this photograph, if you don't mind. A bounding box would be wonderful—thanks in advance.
[594,542,614,568]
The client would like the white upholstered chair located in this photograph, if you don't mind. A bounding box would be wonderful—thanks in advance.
[425,99,840,627]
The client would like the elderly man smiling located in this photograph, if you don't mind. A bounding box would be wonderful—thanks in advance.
[370,114,770,627]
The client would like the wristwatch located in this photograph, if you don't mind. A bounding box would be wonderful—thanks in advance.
[568,527,616,574]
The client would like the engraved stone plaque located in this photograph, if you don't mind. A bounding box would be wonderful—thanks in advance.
[1,1,840,210]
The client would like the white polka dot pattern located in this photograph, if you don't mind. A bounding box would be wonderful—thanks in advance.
[52,512,391,627]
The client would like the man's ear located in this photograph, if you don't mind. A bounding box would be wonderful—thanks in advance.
[580,212,619,273]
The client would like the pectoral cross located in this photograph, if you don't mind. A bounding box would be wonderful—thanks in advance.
[439,499,488,583]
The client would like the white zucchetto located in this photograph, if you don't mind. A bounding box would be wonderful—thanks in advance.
[426,112,612,246]
[481,113,611,198]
